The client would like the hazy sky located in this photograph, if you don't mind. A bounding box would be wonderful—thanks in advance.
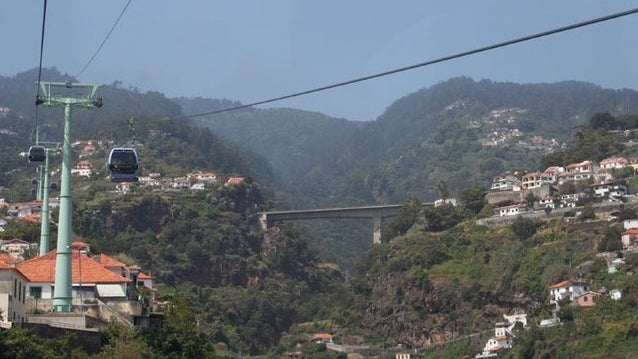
[2,1,637,121]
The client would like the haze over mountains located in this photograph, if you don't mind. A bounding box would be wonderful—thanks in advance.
[4,69,638,210]
[184,77,638,208]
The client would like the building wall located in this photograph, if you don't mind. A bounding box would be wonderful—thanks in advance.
[0,269,28,325]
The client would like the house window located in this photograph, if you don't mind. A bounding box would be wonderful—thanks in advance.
[30,287,42,299]
[583,296,588,302]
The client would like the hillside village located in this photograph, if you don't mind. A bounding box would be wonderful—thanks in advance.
[486,155,636,218]
[5,80,638,356]
[0,138,251,337]
[4,138,638,356]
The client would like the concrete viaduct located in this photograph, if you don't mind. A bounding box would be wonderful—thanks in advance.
[258,204,404,244]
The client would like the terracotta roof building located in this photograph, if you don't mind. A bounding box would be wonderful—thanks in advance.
[17,250,132,308]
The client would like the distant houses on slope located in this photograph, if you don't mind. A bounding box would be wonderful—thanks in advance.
[487,156,636,218]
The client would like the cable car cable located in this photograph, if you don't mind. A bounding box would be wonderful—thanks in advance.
[33,0,48,145]
[173,7,638,121]
[75,0,132,78]
[35,0,47,105]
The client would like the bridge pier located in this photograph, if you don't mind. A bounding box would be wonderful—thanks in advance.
[259,213,268,231]
[372,216,382,244]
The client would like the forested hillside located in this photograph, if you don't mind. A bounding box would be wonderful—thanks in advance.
[192,77,638,207]
[4,69,638,357]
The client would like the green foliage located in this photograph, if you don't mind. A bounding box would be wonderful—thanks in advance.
[598,225,623,252]
[97,323,153,359]
[0,328,83,359]
[580,203,597,220]
[541,113,625,167]
[147,295,216,358]
[460,185,487,215]
[510,216,540,240]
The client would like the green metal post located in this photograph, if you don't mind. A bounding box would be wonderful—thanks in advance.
[37,167,44,201]
[38,82,102,312]
[39,149,51,255]
[52,102,73,312]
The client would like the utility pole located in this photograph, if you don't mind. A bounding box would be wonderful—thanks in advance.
[37,81,102,312]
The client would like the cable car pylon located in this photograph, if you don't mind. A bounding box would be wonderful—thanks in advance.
[37,81,103,313]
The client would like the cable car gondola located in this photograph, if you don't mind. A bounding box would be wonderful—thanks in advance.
[27,145,46,166]
[107,147,139,182]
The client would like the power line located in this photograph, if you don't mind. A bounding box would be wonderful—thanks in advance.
[175,7,638,121]
[75,0,132,78]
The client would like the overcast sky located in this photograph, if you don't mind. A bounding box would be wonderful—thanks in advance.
[2,1,638,121]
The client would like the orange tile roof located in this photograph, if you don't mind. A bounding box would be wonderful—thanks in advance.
[0,258,13,269]
[0,253,21,266]
[138,272,152,279]
[70,241,89,250]
[18,214,40,223]
[549,280,586,289]
[95,253,127,268]
[17,250,130,284]
[548,280,572,289]
[623,228,638,235]
[226,177,245,185]
[312,333,333,340]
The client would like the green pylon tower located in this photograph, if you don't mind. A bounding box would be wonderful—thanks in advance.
[38,142,59,256]
[37,82,102,312]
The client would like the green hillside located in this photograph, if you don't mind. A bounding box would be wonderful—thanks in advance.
[3,69,638,357]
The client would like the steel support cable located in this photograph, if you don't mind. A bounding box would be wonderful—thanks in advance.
[75,0,132,78]
[34,0,48,139]
[174,7,638,121]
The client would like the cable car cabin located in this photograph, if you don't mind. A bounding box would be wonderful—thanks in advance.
[27,146,46,166]
[107,148,139,182]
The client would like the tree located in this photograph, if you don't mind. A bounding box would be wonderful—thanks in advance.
[525,192,539,207]
[146,294,216,358]
[511,216,539,240]
[588,112,618,131]
[579,203,596,220]
[460,185,487,215]
[437,180,450,200]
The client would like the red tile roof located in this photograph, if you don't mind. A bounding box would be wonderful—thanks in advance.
[17,250,130,283]
[138,272,152,279]
[18,214,40,223]
[226,177,245,185]
[548,280,572,289]
[623,228,638,235]
[95,253,127,268]
[0,253,21,266]
[70,241,89,250]
[0,258,13,269]
[549,280,586,289]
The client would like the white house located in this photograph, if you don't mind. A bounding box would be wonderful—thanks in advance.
[548,280,588,302]
[0,239,38,259]
[191,183,206,191]
[17,250,132,312]
[591,182,627,200]
[476,322,513,358]
[621,228,638,249]
[599,156,629,170]
[71,160,93,178]
[491,172,521,192]
[494,203,528,217]
[0,257,28,328]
